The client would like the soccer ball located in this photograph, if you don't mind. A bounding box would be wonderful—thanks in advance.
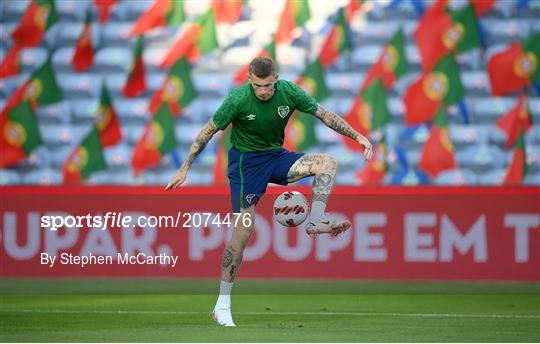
[273,191,309,227]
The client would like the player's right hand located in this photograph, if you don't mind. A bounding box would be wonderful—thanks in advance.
[165,170,187,190]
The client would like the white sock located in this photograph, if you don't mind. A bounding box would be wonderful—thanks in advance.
[309,201,326,223]
[215,280,233,308]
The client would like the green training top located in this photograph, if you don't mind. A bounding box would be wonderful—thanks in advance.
[212,80,318,152]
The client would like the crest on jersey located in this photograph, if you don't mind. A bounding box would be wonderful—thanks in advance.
[277,105,290,118]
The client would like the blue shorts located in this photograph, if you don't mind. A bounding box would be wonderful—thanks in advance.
[228,147,304,212]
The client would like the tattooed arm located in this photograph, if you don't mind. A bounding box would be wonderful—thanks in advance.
[313,105,373,160]
[165,119,220,190]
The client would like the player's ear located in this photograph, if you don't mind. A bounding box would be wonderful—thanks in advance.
[274,73,279,81]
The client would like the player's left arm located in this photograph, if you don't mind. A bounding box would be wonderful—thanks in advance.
[313,104,373,160]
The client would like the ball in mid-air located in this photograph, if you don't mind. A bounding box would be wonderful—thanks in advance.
[273,191,309,227]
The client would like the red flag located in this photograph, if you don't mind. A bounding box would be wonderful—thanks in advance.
[403,74,442,125]
[129,0,185,37]
[362,29,408,90]
[72,10,94,72]
[0,45,22,79]
[160,9,218,67]
[503,132,527,185]
[496,95,532,148]
[418,110,456,178]
[11,0,58,47]
[131,105,176,175]
[211,0,243,24]
[96,84,122,147]
[414,0,453,71]
[469,0,496,16]
[94,0,119,24]
[487,42,536,96]
[275,0,310,44]
[345,0,365,23]
[122,36,146,97]
[319,9,350,68]
[149,57,197,115]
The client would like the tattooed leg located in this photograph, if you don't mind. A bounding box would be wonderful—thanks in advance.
[287,154,349,236]
[220,205,255,282]
[287,153,338,202]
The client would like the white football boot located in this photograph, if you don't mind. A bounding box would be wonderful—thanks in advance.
[305,216,351,236]
[212,306,236,327]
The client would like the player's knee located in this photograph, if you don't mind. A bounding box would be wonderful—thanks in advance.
[321,154,338,173]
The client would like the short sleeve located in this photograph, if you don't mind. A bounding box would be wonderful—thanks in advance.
[289,82,318,114]
[212,94,238,130]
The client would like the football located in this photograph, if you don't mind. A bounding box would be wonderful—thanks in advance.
[273,191,309,227]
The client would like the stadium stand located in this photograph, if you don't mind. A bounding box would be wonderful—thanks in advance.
[0,0,539,186]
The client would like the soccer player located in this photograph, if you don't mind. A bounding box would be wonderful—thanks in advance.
[165,57,372,327]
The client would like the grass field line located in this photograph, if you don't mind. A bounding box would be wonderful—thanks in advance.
[5,308,539,319]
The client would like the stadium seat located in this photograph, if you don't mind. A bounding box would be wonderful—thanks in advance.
[460,71,490,97]
[55,0,89,22]
[434,168,478,186]
[113,98,150,124]
[477,168,507,185]
[102,72,129,96]
[526,125,540,145]
[15,146,52,169]
[352,21,402,45]
[49,146,75,168]
[56,73,102,99]
[22,168,62,185]
[100,22,133,48]
[40,124,88,147]
[94,47,132,73]
[524,144,540,172]
[387,168,430,185]
[0,169,21,185]
[456,144,506,173]
[0,74,29,99]
[399,124,430,150]
[523,171,540,185]
[471,97,514,124]
[103,145,131,170]
[1,0,29,22]
[20,48,49,74]
[51,47,77,73]
[123,123,146,145]
[350,45,382,70]
[449,124,489,149]
[181,98,208,123]
[175,124,205,145]
[71,99,99,123]
[193,73,234,97]
[55,22,100,49]
[36,101,72,124]
[481,19,530,45]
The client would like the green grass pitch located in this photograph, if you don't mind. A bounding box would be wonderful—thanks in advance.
[1,279,538,342]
